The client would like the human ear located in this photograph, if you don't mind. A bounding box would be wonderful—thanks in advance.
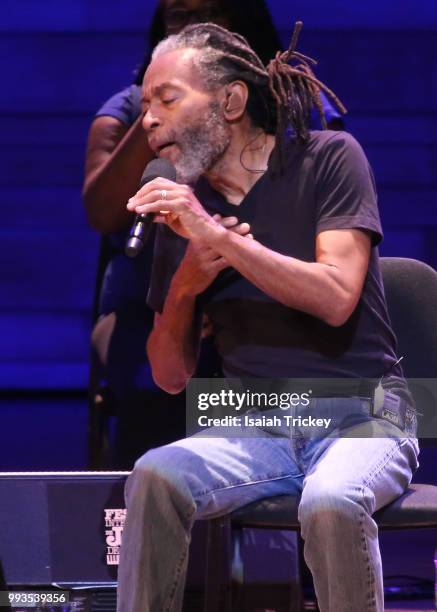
[222,81,249,121]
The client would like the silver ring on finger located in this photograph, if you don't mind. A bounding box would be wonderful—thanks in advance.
[160,189,167,200]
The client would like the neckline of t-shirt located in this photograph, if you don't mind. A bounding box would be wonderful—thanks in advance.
[194,130,309,212]
[200,158,273,212]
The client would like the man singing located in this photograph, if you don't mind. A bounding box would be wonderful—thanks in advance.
[117,23,419,612]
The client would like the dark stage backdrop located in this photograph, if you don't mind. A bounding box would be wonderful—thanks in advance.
[0,0,436,392]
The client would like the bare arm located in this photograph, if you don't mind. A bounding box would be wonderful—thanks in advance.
[83,114,154,233]
[147,217,252,393]
[146,239,228,394]
[146,287,203,395]
[129,180,372,328]
[208,227,371,327]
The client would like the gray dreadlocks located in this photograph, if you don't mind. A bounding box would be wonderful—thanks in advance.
[152,21,346,173]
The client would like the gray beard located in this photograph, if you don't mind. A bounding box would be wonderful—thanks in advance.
[174,101,231,185]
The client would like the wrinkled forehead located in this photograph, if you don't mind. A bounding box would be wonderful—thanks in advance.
[142,47,204,96]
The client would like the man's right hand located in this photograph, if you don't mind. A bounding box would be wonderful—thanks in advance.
[147,215,252,393]
[172,214,253,297]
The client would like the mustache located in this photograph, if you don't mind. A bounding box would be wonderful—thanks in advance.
[148,129,178,148]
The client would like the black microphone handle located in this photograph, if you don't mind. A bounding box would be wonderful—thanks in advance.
[125,213,154,258]
[125,159,176,257]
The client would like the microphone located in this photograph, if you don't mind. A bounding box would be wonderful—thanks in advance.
[125,158,176,257]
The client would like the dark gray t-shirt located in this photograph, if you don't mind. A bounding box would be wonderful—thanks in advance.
[148,130,405,387]
[93,85,341,314]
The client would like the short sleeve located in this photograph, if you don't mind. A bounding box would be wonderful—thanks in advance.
[95,85,143,126]
[314,132,383,246]
[147,225,188,313]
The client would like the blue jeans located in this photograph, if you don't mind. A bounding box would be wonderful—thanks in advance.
[117,399,419,612]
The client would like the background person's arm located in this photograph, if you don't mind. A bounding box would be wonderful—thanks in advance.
[83,114,154,233]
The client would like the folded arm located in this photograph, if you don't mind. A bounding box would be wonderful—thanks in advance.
[147,217,252,393]
[208,226,371,327]
[129,180,372,329]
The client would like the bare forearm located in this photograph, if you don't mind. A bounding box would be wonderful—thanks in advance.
[209,230,358,326]
[83,115,154,233]
[127,174,370,328]
[147,281,201,394]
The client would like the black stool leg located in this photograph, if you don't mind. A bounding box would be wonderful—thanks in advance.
[297,534,318,612]
[204,516,232,612]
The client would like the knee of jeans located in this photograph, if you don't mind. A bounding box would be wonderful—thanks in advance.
[127,446,195,501]
[299,480,373,532]
[134,446,183,481]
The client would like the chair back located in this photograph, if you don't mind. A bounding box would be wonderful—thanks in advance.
[381,257,437,436]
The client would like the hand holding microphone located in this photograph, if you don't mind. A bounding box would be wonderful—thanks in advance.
[127,175,222,245]
[125,158,176,257]
[127,160,254,246]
